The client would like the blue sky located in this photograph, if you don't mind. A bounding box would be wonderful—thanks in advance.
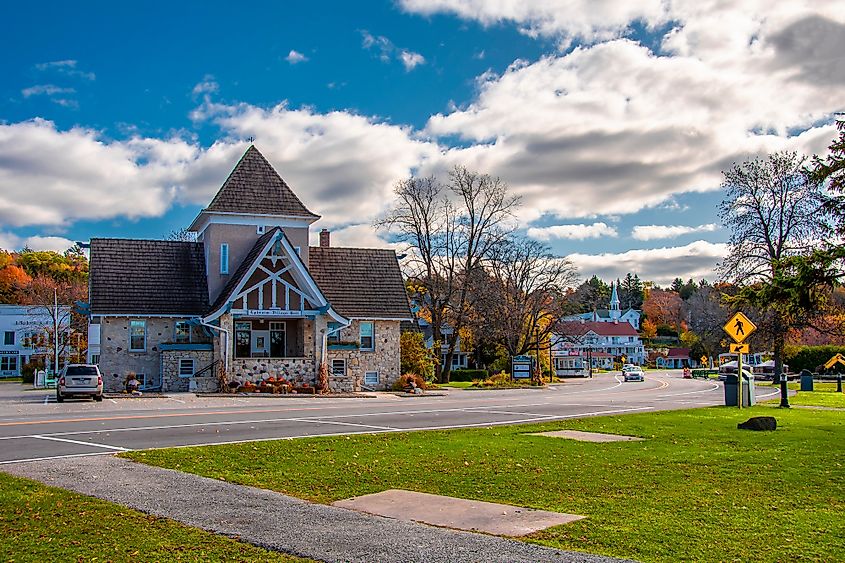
[1,1,841,285]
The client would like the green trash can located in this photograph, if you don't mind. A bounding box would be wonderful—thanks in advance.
[800,369,814,392]
[724,371,754,407]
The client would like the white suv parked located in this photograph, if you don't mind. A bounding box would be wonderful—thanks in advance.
[57,364,103,402]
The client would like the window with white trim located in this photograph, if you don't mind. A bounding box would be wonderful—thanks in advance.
[256,225,266,235]
[129,320,146,352]
[364,371,379,385]
[220,243,229,274]
[331,359,346,376]
[0,355,18,372]
[178,359,195,378]
[3,331,14,346]
[359,321,374,351]
[91,354,100,365]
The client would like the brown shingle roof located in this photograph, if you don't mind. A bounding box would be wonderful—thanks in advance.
[207,228,280,314]
[89,239,208,315]
[309,247,411,319]
[204,146,319,219]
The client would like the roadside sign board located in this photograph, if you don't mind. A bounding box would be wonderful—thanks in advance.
[723,312,756,343]
[700,355,708,365]
[729,343,750,354]
[512,355,533,379]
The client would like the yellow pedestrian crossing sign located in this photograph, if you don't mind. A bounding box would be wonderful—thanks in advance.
[700,355,708,365]
[724,312,756,343]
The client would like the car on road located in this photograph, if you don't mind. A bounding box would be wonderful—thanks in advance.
[57,364,103,402]
[623,367,645,382]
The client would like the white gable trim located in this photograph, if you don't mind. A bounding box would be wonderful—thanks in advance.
[204,229,347,324]
[189,211,318,235]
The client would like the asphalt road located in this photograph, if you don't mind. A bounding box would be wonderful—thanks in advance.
[0,371,780,465]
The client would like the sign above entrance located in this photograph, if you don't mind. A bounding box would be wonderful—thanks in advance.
[723,312,756,344]
[239,309,316,318]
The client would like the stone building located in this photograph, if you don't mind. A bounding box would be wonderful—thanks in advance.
[89,146,411,393]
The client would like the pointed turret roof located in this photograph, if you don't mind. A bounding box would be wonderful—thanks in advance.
[204,145,319,219]
[610,282,620,310]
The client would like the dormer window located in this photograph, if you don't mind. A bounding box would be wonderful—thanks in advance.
[220,243,229,274]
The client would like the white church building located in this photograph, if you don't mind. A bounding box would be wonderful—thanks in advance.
[564,283,641,330]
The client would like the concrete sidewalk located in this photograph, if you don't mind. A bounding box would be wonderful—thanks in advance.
[3,456,631,563]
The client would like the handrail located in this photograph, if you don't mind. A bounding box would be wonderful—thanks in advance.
[194,360,221,378]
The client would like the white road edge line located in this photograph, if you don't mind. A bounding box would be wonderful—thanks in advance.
[32,434,129,451]
[0,451,114,466]
[285,418,397,431]
[0,406,655,464]
[141,406,656,451]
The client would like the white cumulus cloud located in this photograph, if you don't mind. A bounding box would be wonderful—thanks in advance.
[527,222,617,240]
[286,50,309,64]
[631,223,719,241]
[399,50,425,71]
[567,240,728,286]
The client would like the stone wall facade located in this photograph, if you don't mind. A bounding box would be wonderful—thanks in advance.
[326,320,401,392]
[230,357,316,385]
[99,317,214,393]
[161,349,214,392]
[98,317,171,393]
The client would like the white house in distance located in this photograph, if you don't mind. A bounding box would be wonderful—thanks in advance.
[0,304,72,377]
[563,283,641,330]
[415,318,470,370]
[551,319,646,376]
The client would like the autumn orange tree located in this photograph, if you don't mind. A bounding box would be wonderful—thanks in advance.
[641,288,683,331]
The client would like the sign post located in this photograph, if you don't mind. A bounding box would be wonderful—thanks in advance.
[723,312,757,409]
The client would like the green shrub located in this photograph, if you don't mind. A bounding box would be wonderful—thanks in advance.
[20,362,36,384]
[449,369,488,382]
[785,345,845,372]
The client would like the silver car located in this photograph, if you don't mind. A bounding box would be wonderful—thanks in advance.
[57,364,103,402]
[624,367,645,382]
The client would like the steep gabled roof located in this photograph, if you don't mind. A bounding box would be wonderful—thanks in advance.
[556,320,638,337]
[204,146,319,219]
[309,247,411,319]
[89,239,208,315]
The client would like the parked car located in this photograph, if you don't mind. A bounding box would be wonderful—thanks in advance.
[624,367,645,382]
[57,364,103,402]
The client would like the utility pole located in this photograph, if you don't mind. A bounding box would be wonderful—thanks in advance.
[53,287,59,376]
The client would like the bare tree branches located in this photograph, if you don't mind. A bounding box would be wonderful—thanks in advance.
[476,237,578,356]
[718,152,829,284]
[376,166,520,382]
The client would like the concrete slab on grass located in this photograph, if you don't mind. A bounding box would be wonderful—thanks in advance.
[333,489,584,536]
[529,430,645,442]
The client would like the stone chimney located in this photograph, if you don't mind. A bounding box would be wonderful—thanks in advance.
[319,229,330,248]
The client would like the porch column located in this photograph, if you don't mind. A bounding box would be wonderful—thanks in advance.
[313,314,328,367]
[216,313,234,373]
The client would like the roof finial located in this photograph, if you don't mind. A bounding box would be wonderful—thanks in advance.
[246,136,255,144]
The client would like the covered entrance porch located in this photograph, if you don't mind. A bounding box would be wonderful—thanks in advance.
[228,313,319,386]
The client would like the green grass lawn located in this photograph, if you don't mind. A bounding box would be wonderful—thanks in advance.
[0,473,311,562]
[761,381,845,408]
[124,407,845,562]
